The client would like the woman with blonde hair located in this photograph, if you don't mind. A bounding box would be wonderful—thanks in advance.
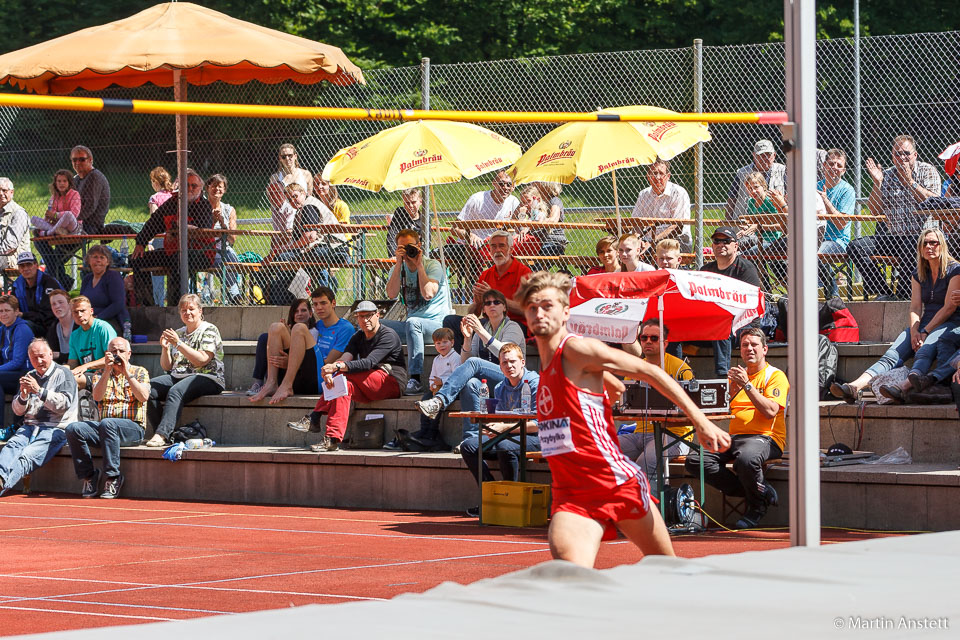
[533,181,567,256]
[833,227,960,403]
[266,144,313,245]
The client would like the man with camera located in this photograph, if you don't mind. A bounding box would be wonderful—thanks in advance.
[383,229,452,395]
[64,337,150,499]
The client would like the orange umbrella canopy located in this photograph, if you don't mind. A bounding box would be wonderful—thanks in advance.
[0,2,364,94]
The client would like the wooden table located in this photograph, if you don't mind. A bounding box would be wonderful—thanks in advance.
[596,216,696,236]
[449,410,536,523]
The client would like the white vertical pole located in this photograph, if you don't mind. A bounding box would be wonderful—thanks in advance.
[784,0,821,547]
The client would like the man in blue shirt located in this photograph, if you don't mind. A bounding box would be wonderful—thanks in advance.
[383,228,453,396]
[817,148,858,298]
[458,342,541,517]
[265,286,354,406]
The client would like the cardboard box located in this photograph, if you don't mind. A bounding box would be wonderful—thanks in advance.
[481,481,551,527]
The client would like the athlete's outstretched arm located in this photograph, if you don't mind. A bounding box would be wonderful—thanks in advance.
[569,337,731,453]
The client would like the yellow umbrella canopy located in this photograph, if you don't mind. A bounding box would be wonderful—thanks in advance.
[0,2,364,93]
[508,105,711,184]
[322,120,522,192]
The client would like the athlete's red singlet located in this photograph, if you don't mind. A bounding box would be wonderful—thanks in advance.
[536,334,644,494]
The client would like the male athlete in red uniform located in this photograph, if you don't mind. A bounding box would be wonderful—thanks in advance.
[516,271,732,567]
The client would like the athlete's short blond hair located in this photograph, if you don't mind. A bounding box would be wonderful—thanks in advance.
[514,271,572,308]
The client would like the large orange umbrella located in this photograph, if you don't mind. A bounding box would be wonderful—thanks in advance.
[0,2,363,297]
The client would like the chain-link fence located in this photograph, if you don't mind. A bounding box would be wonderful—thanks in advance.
[1,30,958,308]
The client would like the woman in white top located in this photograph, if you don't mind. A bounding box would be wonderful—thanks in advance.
[267,143,313,245]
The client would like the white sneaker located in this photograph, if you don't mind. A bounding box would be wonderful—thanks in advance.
[287,414,311,433]
[416,396,444,420]
[246,381,263,396]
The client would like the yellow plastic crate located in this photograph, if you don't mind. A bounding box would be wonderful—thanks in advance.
[481,481,551,527]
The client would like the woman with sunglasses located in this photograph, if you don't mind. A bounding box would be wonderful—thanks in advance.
[833,228,960,403]
[266,143,313,251]
[416,288,526,442]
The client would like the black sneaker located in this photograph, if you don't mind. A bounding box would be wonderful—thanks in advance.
[763,482,779,507]
[735,506,766,529]
[382,438,402,451]
[465,506,480,518]
[81,470,100,498]
[100,474,124,499]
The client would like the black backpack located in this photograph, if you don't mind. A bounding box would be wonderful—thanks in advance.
[170,420,207,443]
[817,334,839,399]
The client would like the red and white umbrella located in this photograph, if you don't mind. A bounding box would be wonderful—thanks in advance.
[939,141,960,177]
[567,269,765,344]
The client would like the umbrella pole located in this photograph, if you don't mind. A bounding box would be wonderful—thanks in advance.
[175,70,189,302]
[612,168,621,237]
[431,186,445,269]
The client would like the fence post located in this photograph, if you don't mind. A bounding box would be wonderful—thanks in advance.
[174,69,189,301]
[693,39,704,268]
[421,57,432,254]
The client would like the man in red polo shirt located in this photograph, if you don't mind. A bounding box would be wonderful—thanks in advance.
[443,230,532,353]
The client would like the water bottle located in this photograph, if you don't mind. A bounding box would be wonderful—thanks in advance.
[185,438,215,450]
[478,379,489,403]
[122,321,132,343]
[119,238,129,267]
[520,381,532,414]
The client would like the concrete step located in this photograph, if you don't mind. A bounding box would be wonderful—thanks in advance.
[18,449,960,532]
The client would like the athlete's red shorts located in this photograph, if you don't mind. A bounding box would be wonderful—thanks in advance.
[551,475,652,541]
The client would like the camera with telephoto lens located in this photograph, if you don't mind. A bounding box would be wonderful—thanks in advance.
[404,244,420,259]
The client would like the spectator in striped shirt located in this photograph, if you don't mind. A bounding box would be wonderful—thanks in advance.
[65,337,149,499]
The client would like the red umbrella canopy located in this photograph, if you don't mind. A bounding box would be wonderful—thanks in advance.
[569,270,765,343]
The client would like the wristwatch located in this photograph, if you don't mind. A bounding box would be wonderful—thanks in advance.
[743,382,754,392]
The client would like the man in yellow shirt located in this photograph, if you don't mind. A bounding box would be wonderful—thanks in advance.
[618,319,694,479]
[685,327,788,529]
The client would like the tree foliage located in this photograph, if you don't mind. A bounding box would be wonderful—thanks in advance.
[0,0,954,68]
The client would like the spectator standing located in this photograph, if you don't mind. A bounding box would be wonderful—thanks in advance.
[847,135,942,300]
[631,158,693,253]
[685,328,787,529]
[79,244,129,336]
[386,188,426,256]
[45,289,74,365]
[459,343,541,516]
[418,288,525,440]
[145,294,225,447]
[206,174,243,304]
[32,170,81,237]
[0,295,33,410]
[0,177,31,272]
[585,236,621,275]
[307,301,407,452]
[725,140,787,251]
[383,229,453,395]
[817,149,858,297]
[130,169,215,306]
[66,295,116,391]
[12,252,62,337]
[0,338,78,495]
[64,337,148,499]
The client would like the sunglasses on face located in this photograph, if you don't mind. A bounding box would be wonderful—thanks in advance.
[280,153,296,159]
[924,240,941,247]
[71,157,89,162]
[894,150,914,157]
[712,237,735,245]
[483,299,504,307]
[639,335,660,343]
[494,181,513,187]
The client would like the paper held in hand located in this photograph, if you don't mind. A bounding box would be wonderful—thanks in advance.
[323,373,349,401]
[287,268,311,298]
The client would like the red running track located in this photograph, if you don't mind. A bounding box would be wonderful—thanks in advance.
[0,493,899,636]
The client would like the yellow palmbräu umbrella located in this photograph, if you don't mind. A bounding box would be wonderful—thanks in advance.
[322,120,521,192]
[509,105,711,234]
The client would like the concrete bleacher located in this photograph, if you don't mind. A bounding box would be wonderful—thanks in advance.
[13,300,960,531]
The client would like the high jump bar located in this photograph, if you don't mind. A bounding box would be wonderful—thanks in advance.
[0,93,788,125]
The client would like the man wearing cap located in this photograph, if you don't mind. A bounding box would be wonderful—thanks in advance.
[685,327,787,529]
[695,226,764,377]
[847,135,941,300]
[11,252,62,337]
[631,158,693,254]
[725,140,787,249]
[0,178,31,272]
[301,301,407,452]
